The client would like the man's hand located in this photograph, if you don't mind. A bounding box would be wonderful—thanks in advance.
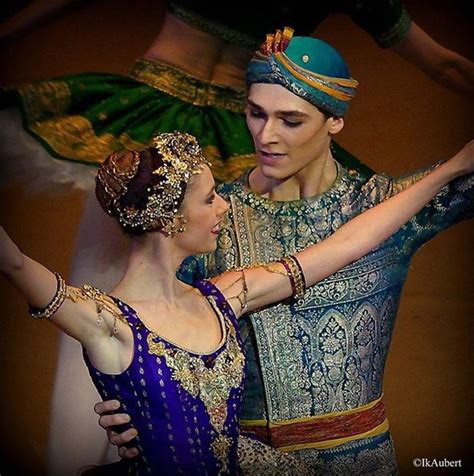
[94,400,139,459]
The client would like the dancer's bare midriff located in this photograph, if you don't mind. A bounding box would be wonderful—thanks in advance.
[143,11,252,89]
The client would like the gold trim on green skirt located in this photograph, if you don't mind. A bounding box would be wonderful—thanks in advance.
[129,58,247,113]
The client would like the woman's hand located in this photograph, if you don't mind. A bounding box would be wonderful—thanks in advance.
[445,140,474,177]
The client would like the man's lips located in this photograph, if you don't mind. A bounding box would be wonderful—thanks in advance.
[258,150,286,165]
[211,222,221,234]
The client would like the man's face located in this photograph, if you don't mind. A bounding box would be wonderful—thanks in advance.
[246,83,341,181]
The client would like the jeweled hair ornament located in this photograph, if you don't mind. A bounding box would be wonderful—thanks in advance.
[96,131,210,234]
[246,27,358,116]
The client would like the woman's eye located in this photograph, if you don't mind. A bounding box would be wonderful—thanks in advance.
[207,194,216,204]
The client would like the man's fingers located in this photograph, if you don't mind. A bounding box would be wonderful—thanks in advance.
[110,427,138,447]
[98,413,130,430]
[94,399,120,415]
[118,446,139,459]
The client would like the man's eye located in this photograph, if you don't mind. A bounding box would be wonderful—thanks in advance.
[207,194,216,204]
[249,109,265,118]
[283,119,302,127]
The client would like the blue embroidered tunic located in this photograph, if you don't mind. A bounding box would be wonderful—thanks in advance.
[83,280,246,475]
[180,162,474,474]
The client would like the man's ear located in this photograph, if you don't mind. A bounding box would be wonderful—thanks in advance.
[328,116,344,135]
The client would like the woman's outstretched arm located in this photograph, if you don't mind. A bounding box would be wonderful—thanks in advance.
[215,140,474,315]
[0,226,118,345]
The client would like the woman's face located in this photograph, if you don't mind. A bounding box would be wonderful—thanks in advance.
[246,83,343,181]
[175,165,229,255]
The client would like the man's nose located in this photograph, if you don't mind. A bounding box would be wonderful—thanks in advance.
[258,119,278,144]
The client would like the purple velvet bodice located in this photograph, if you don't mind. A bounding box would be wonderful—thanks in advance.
[84,280,246,475]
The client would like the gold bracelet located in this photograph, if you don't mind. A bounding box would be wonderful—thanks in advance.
[28,272,67,319]
[280,255,306,303]
[235,258,306,303]
[288,254,307,292]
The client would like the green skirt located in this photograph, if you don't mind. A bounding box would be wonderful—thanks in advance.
[1,57,373,183]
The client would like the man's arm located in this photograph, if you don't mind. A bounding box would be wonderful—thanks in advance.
[0,0,88,43]
[391,21,474,97]
[346,1,474,97]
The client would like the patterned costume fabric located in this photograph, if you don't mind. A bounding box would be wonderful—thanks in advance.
[83,279,313,475]
[179,163,474,474]
[0,0,412,183]
[83,280,246,475]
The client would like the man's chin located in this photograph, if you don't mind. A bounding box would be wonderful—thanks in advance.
[259,164,288,181]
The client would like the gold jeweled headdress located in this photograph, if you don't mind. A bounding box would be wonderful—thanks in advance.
[96,131,210,234]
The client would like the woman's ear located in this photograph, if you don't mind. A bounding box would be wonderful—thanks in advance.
[328,116,344,135]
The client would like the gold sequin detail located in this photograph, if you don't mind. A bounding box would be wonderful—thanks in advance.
[146,300,245,434]
[211,434,233,474]
[67,285,128,335]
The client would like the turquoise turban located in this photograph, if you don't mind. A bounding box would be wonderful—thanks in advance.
[245,28,358,117]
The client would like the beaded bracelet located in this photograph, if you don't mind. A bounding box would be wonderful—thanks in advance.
[279,258,295,295]
[28,272,67,319]
[279,255,306,303]
[288,254,307,291]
